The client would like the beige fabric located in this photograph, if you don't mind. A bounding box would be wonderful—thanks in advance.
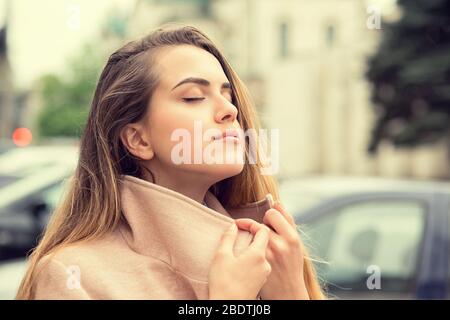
[32,174,272,300]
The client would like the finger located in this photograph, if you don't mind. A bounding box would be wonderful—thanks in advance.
[235,218,269,235]
[236,218,282,246]
[263,209,298,240]
[249,227,270,251]
[219,222,238,253]
[273,201,296,227]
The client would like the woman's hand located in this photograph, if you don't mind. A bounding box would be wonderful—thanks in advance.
[208,222,272,300]
[235,202,310,300]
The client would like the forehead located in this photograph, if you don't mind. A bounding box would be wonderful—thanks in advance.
[153,45,229,90]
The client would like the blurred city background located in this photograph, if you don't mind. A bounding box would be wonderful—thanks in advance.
[0,0,449,299]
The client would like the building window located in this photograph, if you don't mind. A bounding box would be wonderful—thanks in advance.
[325,24,336,47]
[279,22,289,58]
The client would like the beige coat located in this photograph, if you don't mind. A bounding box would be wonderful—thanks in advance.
[31,175,272,299]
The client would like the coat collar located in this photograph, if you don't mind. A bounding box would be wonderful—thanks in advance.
[117,174,273,282]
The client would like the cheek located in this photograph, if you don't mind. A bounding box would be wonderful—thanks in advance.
[148,105,198,163]
[147,100,244,176]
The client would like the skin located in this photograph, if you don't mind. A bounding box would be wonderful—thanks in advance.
[120,44,244,204]
[236,202,310,300]
[121,44,308,299]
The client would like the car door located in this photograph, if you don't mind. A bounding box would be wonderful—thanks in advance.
[0,182,65,261]
[295,193,432,299]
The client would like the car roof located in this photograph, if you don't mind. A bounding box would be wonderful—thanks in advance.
[280,175,450,197]
[0,145,78,175]
[279,175,450,214]
[0,145,79,208]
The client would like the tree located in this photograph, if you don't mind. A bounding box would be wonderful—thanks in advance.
[366,0,450,154]
[37,44,103,138]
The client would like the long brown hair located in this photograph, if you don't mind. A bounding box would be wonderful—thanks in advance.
[16,24,325,299]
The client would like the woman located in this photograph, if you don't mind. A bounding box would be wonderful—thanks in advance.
[16,24,324,300]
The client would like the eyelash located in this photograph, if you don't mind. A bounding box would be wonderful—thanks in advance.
[182,97,205,103]
[182,95,234,104]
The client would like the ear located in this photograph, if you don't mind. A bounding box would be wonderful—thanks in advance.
[120,123,154,160]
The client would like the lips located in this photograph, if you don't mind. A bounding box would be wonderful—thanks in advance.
[213,129,240,142]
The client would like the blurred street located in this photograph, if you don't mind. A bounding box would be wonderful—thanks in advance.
[0,0,449,300]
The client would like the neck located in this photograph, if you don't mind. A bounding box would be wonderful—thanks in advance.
[142,163,215,205]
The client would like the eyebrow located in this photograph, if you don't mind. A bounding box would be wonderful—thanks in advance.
[171,77,232,91]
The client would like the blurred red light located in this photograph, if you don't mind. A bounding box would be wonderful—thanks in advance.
[12,127,33,147]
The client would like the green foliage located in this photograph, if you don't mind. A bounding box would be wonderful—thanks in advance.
[37,44,103,138]
[366,0,450,153]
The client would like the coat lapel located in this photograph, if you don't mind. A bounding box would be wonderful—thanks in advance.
[118,174,272,282]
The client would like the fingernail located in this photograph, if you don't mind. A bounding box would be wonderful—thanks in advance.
[266,194,274,208]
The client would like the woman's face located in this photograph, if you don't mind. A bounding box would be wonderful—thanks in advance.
[140,44,245,184]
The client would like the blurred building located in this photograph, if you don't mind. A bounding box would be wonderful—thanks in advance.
[4,0,449,179]
[0,16,14,140]
[125,0,450,180]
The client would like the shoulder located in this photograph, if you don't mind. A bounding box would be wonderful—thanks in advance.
[33,252,91,299]
[32,233,124,300]
[31,231,172,299]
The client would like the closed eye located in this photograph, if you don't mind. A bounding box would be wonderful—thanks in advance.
[182,97,205,102]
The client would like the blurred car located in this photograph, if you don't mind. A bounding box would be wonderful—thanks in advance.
[0,258,28,299]
[280,176,450,300]
[2,170,449,300]
[0,145,78,261]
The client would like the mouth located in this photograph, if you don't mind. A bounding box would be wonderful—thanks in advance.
[213,129,241,143]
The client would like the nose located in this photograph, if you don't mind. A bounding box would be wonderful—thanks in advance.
[215,97,238,124]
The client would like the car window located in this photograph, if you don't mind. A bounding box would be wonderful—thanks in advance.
[28,184,66,230]
[41,184,65,210]
[302,200,426,294]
